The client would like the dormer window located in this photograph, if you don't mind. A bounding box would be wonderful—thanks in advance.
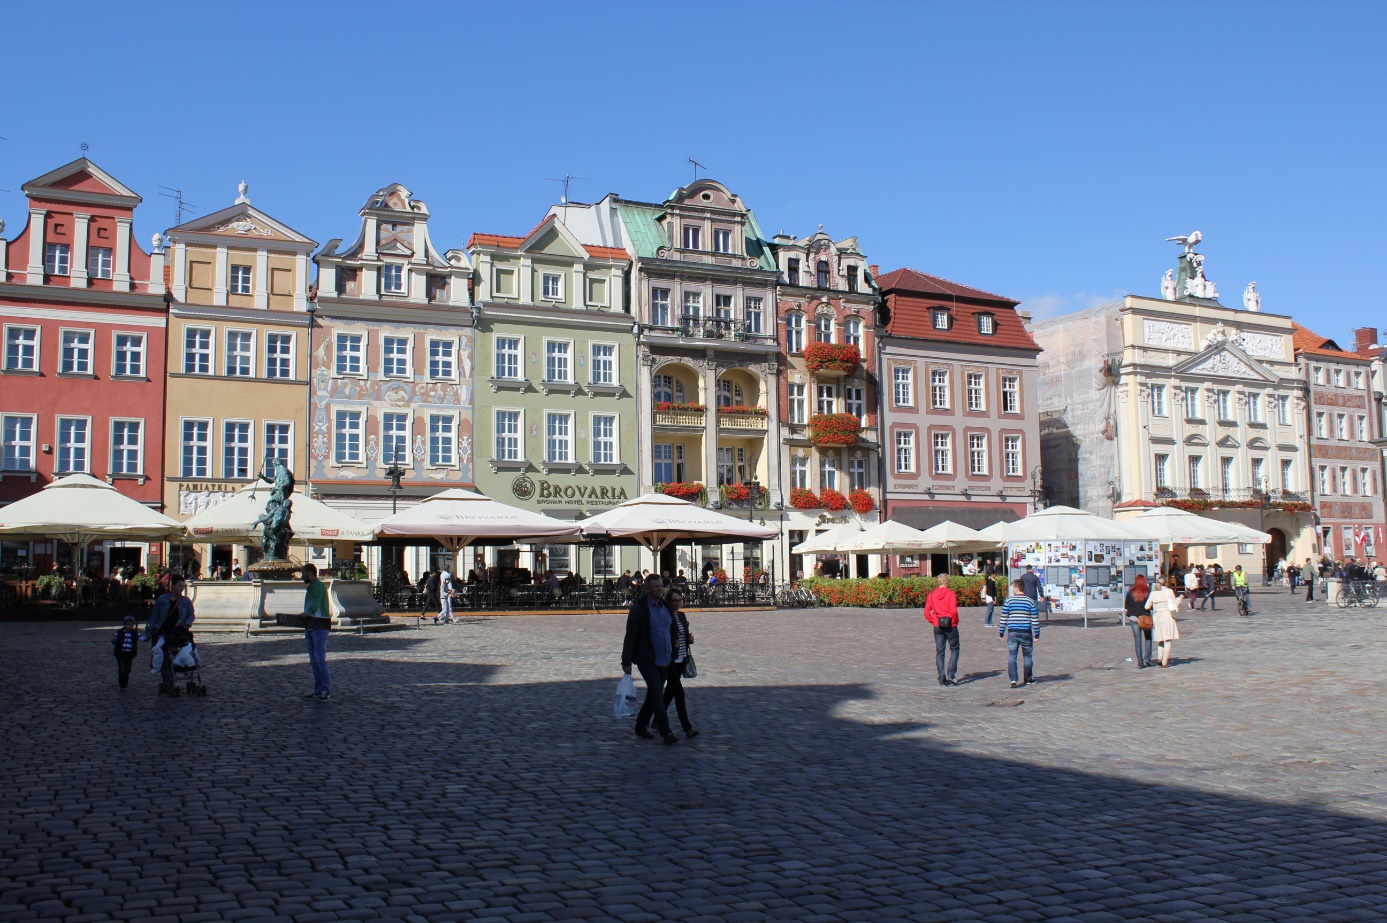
[712,228,732,253]
[977,314,995,335]
[846,265,858,293]
[682,225,701,250]
[787,258,800,286]
[381,264,406,294]
[933,309,950,330]
[542,272,564,300]
[816,260,830,288]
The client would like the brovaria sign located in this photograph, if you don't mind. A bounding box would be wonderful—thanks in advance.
[512,475,629,506]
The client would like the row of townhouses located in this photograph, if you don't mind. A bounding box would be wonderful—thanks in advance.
[1,157,1383,585]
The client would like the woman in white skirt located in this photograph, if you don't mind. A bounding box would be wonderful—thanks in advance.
[1145,576,1182,668]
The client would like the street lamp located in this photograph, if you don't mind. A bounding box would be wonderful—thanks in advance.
[1029,465,1044,511]
[384,447,406,514]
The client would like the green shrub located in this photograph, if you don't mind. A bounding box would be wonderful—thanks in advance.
[800,575,998,608]
[130,574,159,597]
[36,574,66,597]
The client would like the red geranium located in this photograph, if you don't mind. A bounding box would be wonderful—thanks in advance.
[803,343,861,374]
[720,483,750,503]
[654,401,705,413]
[849,488,875,514]
[659,482,705,502]
[790,487,820,510]
[820,487,849,511]
[808,413,861,447]
[716,405,768,416]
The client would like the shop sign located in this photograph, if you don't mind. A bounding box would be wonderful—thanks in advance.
[512,474,629,507]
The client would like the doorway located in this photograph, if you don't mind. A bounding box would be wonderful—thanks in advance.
[1267,527,1288,581]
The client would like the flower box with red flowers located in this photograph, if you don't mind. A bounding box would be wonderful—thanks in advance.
[658,481,705,503]
[719,483,751,503]
[790,487,820,510]
[653,401,706,413]
[820,487,849,512]
[803,343,861,375]
[849,488,875,514]
[808,413,861,447]
[715,405,768,416]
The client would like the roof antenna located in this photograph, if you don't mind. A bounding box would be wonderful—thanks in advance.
[688,157,706,181]
[545,174,587,205]
[159,186,197,225]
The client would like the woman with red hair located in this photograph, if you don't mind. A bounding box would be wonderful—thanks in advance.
[1125,574,1154,668]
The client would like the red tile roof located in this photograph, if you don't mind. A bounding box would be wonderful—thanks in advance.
[1292,322,1369,362]
[466,231,628,262]
[877,267,1038,351]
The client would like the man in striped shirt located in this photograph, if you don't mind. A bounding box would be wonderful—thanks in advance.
[998,579,1040,688]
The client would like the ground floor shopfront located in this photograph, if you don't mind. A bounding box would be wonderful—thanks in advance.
[884,497,1028,576]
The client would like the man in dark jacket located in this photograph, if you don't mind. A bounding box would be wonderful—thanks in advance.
[621,573,679,744]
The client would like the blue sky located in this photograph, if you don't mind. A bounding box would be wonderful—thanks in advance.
[2,1,1382,342]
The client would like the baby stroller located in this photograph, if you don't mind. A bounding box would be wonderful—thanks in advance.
[157,624,207,697]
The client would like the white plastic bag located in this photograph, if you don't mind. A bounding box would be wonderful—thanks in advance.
[173,643,197,668]
[149,637,165,674]
[613,673,639,719]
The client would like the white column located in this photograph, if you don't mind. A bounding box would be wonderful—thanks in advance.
[148,245,166,296]
[70,214,90,288]
[363,218,378,259]
[573,264,586,309]
[519,257,533,303]
[114,217,132,291]
[254,249,269,309]
[293,252,309,312]
[0,237,8,281]
[361,265,379,300]
[317,261,336,302]
[473,254,492,302]
[213,245,228,306]
[172,242,188,300]
[611,265,625,313]
[764,365,783,502]
[637,353,654,491]
[25,209,45,284]
[703,361,718,490]
[411,218,427,264]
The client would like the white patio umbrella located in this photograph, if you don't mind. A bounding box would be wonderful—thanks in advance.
[577,493,777,552]
[373,488,581,551]
[791,522,866,555]
[978,505,1141,543]
[181,481,373,545]
[1121,507,1253,546]
[1210,518,1272,545]
[835,519,932,555]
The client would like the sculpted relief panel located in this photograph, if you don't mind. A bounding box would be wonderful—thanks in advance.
[1237,332,1285,360]
[1142,319,1193,350]
[1186,352,1260,380]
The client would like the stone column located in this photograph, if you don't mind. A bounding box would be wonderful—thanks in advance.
[25,209,45,284]
[70,214,90,288]
[114,217,132,292]
[213,245,228,306]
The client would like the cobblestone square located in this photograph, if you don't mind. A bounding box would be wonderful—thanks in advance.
[3,591,1386,921]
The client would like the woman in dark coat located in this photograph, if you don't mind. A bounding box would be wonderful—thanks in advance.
[1125,574,1154,668]
[661,588,699,738]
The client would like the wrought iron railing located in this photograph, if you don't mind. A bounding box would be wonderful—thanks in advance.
[1152,487,1312,508]
[674,317,775,343]
[374,578,776,612]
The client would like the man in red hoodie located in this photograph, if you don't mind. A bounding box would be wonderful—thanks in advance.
[924,573,961,686]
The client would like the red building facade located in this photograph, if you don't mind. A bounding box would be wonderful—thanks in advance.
[0,158,168,575]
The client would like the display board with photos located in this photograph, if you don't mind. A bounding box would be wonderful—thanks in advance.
[1008,539,1161,612]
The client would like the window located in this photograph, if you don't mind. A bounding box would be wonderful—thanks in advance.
[932,431,953,474]
[545,412,572,463]
[181,419,210,477]
[966,372,986,412]
[712,228,732,253]
[592,414,617,464]
[846,266,859,293]
[787,258,800,286]
[819,453,838,490]
[428,338,455,380]
[745,297,763,334]
[844,318,862,348]
[1313,366,1325,385]
[1336,414,1348,440]
[786,313,804,353]
[932,309,949,330]
[1213,389,1231,420]
[1187,454,1204,490]
[653,375,685,404]
[1183,386,1202,418]
[495,410,521,461]
[1247,392,1263,423]
[229,264,252,295]
[984,375,1011,415]
[1220,456,1235,491]
[1004,435,1022,477]
[381,413,409,466]
[979,315,998,336]
[60,330,92,374]
[1364,466,1376,496]
[968,433,988,475]
[846,385,866,422]
[265,333,293,379]
[334,333,363,376]
[1317,465,1330,495]
[1276,458,1293,491]
[1339,465,1351,495]
[1251,457,1266,490]
[1,416,35,471]
[816,260,830,288]
[264,422,292,469]
[790,455,809,489]
[45,243,70,276]
[382,336,410,378]
[816,383,837,415]
[183,327,213,374]
[5,327,38,371]
[1150,384,1167,417]
[1353,370,1365,389]
[495,337,521,380]
[654,443,685,483]
[895,430,915,473]
[334,410,363,464]
[380,264,406,294]
[717,378,744,408]
[428,414,455,467]
[849,457,867,490]
[1154,453,1170,490]
[1276,394,1291,425]
[111,420,142,474]
[815,314,834,344]
[88,247,113,280]
[545,340,571,382]
[714,294,733,320]
[893,366,913,406]
[930,369,950,409]
[590,343,616,385]
[57,418,89,473]
[788,383,806,424]
[1357,415,1369,442]
[592,544,616,577]
[541,272,563,300]
[223,421,252,478]
[650,288,671,326]
[682,291,702,320]
[682,225,701,250]
[225,330,254,377]
[1333,369,1344,388]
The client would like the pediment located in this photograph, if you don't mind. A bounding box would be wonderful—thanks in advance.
[1184,433,1210,446]
[1247,436,1271,450]
[173,202,316,245]
[22,157,141,206]
[1175,342,1278,383]
[1215,434,1240,449]
[520,218,586,259]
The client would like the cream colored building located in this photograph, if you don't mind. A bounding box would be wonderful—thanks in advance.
[1034,279,1315,581]
[162,183,317,575]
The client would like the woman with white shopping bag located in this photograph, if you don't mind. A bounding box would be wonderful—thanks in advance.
[1145,576,1182,668]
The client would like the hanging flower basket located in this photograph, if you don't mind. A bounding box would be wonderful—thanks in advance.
[790,487,820,510]
[808,413,861,447]
[804,343,861,374]
[658,481,706,503]
[820,487,849,512]
[849,488,875,514]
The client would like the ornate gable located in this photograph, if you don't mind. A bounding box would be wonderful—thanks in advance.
[1175,342,1279,383]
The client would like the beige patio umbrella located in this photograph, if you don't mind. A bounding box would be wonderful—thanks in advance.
[978,505,1142,543]
[182,481,374,544]
[1120,507,1250,545]
[791,522,866,555]
[373,488,581,552]
[577,493,777,552]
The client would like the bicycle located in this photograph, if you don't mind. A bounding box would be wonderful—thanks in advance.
[1335,580,1380,609]
[1234,586,1251,616]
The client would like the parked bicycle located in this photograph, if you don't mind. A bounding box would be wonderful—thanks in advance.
[775,582,822,608]
[1336,580,1379,609]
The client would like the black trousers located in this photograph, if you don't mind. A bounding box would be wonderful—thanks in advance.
[115,654,134,688]
[663,660,692,731]
[634,663,672,736]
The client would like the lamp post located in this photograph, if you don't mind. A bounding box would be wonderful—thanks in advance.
[304,299,317,492]
[1029,465,1044,511]
[384,448,406,515]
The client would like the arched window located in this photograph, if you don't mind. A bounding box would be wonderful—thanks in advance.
[716,378,744,408]
[816,260,830,288]
[654,374,685,404]
[815,315,834,344]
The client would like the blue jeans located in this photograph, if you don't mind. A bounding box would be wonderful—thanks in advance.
[984,600,995,626]
[305,629,330,694]
[1006,631,1034,683]
[934,626,960,683]
[634,662,672,736]
[1131,623,1153,665]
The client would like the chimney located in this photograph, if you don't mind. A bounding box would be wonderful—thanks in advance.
[1353,326,1378,356]
[869,264,879,278]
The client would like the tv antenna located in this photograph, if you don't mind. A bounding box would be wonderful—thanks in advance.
[688,157,707,180]
[159,186,197,225]
[545,174,587,205]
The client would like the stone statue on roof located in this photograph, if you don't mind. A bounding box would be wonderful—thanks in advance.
[1243,281,1261,312]
[1160,269,1176,300]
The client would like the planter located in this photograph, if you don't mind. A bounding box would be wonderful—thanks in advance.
[804,343,862,376]
[849,488,875,514]
[820,487,849,512]
[808,413,861,447]
[658,482,706,503]
[790,487,820,510]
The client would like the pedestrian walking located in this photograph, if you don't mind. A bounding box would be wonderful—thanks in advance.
[112,615,140,689]
[421,569,440,619]
[1145,576,1182,667]
[1198,567,1216,610]
[924,574,961,686]
[1020,564,1040,603]
[1304,556,1316,603]
[998,579,1039,688]
[1125,574,1154,668]
[1183,567,1201,608]
[983,567,998,627]
[299,563,332,700]
[621,573,679,744]
[660,588,699,739]
[438,566,455,624]
[147,577,195,694]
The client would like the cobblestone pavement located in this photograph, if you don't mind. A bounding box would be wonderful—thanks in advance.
[3,589,1386,922]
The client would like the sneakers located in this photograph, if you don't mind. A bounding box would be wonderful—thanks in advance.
[1024,677,1037,686]
[1010,681,1019,689]
[305,691,331,700]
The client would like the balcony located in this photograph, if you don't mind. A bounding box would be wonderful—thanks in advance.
[674,316,775,344]
[654,406,707,428]
[1153,487,1313,513]
[717,409,768,432]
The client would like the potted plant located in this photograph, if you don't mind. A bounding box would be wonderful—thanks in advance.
[849,488,875,514]
[790,487,820,510]
[36,574,65,599]
[820,487,849,512]
[803,343,862,374]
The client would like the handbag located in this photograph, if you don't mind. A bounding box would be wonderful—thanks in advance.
[936,616,954,631]
[682,651,697,680]
[1137,614,1154,630]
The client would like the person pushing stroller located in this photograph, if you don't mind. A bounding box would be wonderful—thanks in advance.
[147,577,196,695]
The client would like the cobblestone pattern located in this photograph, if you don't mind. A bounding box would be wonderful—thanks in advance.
[1,590,1385,921]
